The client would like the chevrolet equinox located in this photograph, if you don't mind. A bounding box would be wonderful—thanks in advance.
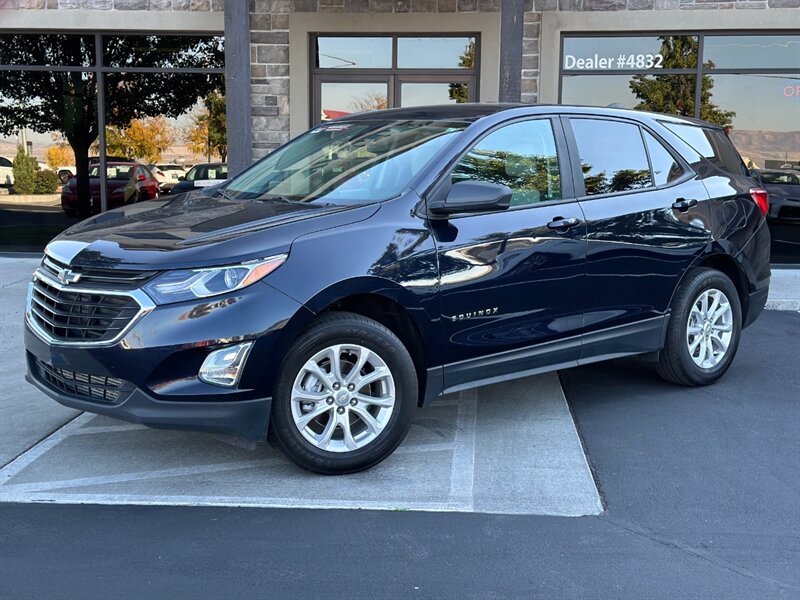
[24,105,771,474]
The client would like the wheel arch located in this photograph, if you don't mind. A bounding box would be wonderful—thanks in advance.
[275,277,440,407]
[669,246,749,320]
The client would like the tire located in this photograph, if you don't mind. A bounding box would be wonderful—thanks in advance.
[270,311,418,474]
[657,268,742,386]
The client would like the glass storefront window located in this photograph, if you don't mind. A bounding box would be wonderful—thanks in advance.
[0,33,224,252]
[311,33,480,125]
[0,34,96,67]
[400,82,472,106]
[320,82,388,120]
[561,73,698,116]
[703,35,800,70]
[103,35,224,69]
[706,73,800,168]
[562,36,698,71]
[397,37,476,69]
[315,37,392,69]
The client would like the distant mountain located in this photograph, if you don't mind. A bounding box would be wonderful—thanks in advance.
[729,129,800,168]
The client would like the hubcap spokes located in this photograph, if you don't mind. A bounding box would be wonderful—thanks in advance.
[290,344,395,453]
[686,288,733,369]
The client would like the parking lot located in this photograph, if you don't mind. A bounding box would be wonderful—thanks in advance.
[0,257,600,516]
[2,255,799,598]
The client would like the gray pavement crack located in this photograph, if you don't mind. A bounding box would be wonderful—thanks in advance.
[599,514,799,595]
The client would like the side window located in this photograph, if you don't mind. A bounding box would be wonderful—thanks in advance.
[662,122,745,176]
[571,119,653,196]
[451,119,561,208]
[644,131,685,186]
[0,157,12,168]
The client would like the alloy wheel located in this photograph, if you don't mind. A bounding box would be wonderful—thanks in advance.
[290,344,396,453]
[686,288,733,369]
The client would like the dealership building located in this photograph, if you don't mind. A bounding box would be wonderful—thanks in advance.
[2,0,798,177]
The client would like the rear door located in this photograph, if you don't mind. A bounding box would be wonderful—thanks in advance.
[563,116,713,360]
[432,116,587,391]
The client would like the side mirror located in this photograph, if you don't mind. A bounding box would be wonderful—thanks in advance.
[137,174,146,181]
[178,176,185,181]
[428,180,512,216]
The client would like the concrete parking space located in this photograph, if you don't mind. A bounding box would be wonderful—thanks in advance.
[0,257,601,516]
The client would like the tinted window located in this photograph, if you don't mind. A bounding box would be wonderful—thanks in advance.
[663,123,745,175]
[0,157,12,167]
[644,131,684,186]
[759,171,800,185]
[571,119,652,196]
[451,120,561,207]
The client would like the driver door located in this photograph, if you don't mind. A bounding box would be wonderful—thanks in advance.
[430,117,587,392]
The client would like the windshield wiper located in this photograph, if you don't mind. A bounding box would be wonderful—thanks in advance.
[254,194,295,203]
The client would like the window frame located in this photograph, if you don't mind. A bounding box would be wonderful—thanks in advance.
[562,115,694,201]
[423,115,576,219]
[309,32,481,126]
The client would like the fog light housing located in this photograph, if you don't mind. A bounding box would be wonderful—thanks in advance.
[198,342,253,387]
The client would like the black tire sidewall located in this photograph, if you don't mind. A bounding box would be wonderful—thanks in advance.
[270,313,417,474]
[669,270,742,385]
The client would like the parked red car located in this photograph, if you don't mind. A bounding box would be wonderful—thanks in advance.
[61,162,160,217]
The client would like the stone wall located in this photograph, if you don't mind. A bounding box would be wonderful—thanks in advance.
[0,0,223,9]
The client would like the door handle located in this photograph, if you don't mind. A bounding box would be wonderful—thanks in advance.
[672,198,698,211]
[547,216,581,231]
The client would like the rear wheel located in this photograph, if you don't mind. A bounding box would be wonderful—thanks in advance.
[657,268,742,386]
[270,312,417,474]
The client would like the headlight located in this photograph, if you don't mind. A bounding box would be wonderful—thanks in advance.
[143,254,287,304]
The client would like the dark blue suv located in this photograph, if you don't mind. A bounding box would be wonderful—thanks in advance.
[24,104,771,474]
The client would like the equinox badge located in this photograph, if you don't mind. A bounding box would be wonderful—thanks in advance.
[446,307,499,322]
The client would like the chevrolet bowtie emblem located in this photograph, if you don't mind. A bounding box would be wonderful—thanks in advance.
[57,268,81,285]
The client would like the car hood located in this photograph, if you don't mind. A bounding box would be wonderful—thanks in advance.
[47,191,380,271]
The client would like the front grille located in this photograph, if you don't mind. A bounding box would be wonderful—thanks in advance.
[36,359,126,403]
[30,276,141,343]
[41,256,156,289]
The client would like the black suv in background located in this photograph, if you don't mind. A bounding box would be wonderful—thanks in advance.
[753,168,799,263]
[24,105,770,474]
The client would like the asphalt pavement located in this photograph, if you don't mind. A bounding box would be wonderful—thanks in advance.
[2,310,798,599]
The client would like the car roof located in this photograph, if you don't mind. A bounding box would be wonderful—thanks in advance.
[331,103,724,130]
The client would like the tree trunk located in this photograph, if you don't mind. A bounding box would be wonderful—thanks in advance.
[71,141,92,218]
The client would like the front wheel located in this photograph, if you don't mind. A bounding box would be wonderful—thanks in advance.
[270,312,417,474]
[657,268,742,386]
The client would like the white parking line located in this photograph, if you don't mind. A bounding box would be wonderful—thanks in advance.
[0,412,90,486]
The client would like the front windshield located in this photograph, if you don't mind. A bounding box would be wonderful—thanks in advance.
[226,119,470,204]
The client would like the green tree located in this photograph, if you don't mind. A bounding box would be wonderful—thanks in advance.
[448,40,475,104]
[186,91,227,162]
[629,36,735,127]
[0,34,223,216]
[12,146,37,195]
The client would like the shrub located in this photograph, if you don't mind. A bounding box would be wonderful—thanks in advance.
[34,169,61,194]
[12,146,38,195]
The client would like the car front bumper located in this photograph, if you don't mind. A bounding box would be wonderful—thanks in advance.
[24,278,312,441]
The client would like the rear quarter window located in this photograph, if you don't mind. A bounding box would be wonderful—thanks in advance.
[662,122,745,176]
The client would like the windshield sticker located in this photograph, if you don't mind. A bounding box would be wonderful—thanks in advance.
[312,124,353,133]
